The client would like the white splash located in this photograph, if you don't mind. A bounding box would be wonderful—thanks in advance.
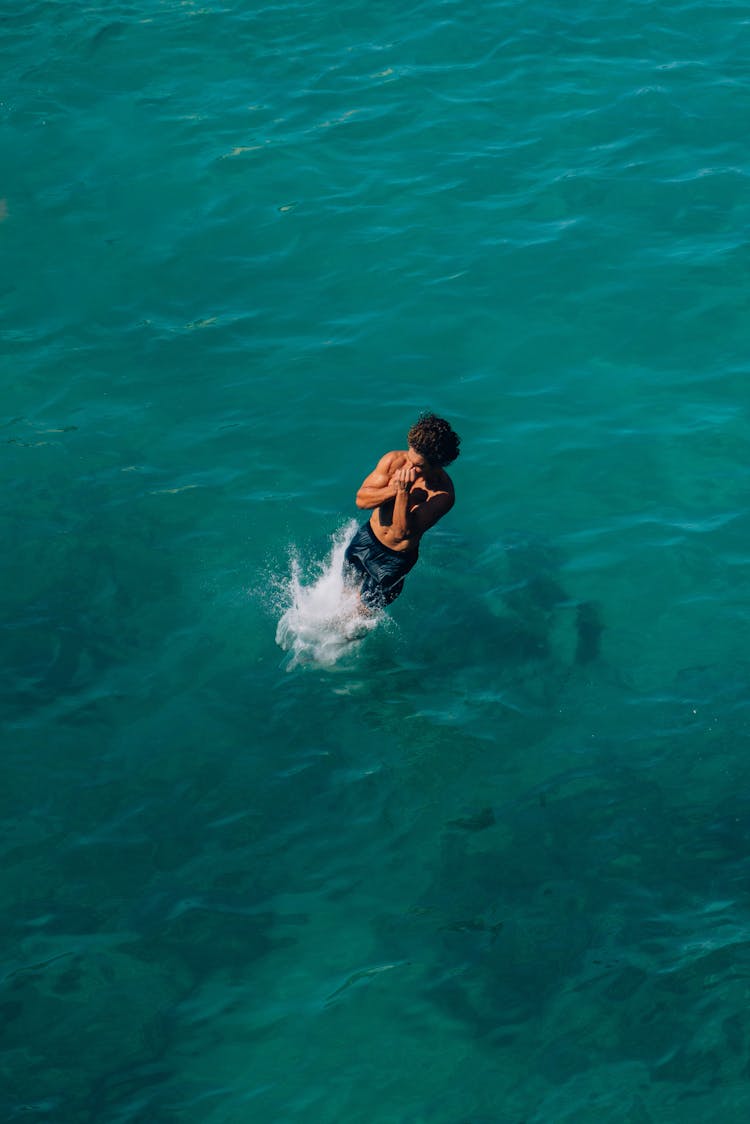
[274,521,382,669]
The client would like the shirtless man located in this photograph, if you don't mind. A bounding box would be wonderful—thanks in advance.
[344,413,461,609]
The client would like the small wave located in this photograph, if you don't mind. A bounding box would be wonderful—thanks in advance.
[274,520,382,669]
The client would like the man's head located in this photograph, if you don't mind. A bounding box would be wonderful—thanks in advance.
[407,413,461,469]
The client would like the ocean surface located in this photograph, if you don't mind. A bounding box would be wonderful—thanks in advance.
[3,1,750,1120]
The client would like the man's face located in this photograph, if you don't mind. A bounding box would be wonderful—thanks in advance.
[407,446,432,473]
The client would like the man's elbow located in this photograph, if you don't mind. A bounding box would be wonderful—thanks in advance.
[355,492,369,509]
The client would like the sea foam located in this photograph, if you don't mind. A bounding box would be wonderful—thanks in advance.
[274,521,382,669]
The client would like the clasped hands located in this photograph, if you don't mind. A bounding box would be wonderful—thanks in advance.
[390,465,418,493]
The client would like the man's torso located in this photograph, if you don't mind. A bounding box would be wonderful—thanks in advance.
[370,451,453,553]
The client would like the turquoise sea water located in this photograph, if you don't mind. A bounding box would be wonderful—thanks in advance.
[3,0,750,1119]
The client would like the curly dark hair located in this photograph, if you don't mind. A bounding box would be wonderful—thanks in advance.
[407,413,461,467]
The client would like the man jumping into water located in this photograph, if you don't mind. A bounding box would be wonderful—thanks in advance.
[344,413,460,610]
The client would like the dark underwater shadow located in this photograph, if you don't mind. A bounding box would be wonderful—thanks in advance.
[392,531,606,715]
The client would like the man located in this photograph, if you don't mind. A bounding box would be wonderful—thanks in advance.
[344,413,460,610]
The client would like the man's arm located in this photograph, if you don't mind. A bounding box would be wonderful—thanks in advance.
[391,471,454,543]
[410,490,454,535]
[355,452,400,509]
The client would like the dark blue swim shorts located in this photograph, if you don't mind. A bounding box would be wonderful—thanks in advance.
[343,521,418,608]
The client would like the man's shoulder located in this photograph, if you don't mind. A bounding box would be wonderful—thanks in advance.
[439,468,455,496]
[378,449,408,469]
[425,470,454,515]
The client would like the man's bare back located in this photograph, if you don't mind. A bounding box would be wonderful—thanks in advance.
[343,414,460,610]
